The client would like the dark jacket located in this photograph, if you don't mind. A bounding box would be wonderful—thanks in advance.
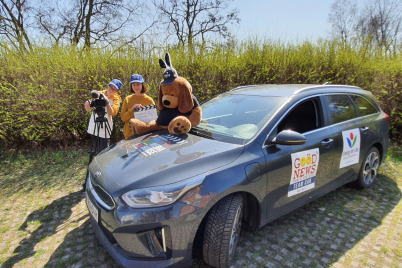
[156,95,200,126]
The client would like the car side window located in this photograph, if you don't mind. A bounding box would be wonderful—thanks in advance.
[350,95,378,116]
[278,99,322,133]
[327,95,357,124]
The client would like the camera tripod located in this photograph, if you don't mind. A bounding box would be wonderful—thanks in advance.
[82,112,112,192]
[91,114,112,156]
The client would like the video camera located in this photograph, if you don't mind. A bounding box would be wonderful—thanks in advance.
[89,90,107,117]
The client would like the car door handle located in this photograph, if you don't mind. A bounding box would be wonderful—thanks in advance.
[360,126,369,133]
[321,138,334,145]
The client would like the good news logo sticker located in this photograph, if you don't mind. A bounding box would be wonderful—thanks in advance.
[288,148,319,197]
[340,128,360,168]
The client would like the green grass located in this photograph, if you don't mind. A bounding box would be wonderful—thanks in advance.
[0,148,88,200]
[0,226,10,234]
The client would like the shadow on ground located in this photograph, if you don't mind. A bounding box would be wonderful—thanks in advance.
[1,174,400,268]
[222,174,401,268]
[1,191,85,268]
[44,219,122,268]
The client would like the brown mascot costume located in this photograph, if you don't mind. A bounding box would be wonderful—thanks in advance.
[129,53,202,136]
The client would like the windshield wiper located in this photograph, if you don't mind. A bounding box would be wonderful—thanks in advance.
[189,127,216,140]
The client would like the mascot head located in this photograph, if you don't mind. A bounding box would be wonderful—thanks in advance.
[158,53,194,113]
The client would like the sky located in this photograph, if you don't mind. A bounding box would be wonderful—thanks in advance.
[232,0,334,42]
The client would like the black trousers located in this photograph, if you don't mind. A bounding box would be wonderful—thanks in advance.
[83,135,110,191]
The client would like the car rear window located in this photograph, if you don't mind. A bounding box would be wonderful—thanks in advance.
[350,95,378,116]
[327,95,357,124]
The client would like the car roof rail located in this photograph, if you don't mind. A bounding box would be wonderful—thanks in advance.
[323,82,331,85]
[230,85,258,91]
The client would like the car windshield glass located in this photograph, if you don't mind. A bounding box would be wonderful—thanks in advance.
[193,93,286,144]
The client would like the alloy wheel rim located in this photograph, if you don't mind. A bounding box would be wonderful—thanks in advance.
[363,151,379,185]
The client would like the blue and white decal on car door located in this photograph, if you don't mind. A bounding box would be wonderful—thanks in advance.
[339,128,360,168]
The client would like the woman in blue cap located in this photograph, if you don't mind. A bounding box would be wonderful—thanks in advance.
[120,74,155,138]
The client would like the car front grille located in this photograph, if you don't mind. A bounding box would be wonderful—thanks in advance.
[88,174,115,210]
[93,184,115,208]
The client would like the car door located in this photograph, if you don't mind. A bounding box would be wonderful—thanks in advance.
[324,93,381,182]
[262,96,339,222]
[349,93,383,159]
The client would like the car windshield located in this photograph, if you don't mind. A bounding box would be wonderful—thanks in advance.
[192,93,287,144]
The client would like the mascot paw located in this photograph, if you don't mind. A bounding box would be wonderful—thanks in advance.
[128,118,138,133]
[168,116,191,135]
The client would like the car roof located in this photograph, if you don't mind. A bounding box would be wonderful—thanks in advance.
[229,84,366,97]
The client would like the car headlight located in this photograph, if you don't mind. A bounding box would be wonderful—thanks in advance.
[121,174,206,208]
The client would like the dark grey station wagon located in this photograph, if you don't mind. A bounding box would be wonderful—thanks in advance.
[86,84,390,268]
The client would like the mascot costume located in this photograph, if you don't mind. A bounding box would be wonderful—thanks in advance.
[129,53,202,136]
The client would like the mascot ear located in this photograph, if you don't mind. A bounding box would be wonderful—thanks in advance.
[165,53,172,68]
[178,81,194,113]
[159,59,167,69]
[158,83,164,110]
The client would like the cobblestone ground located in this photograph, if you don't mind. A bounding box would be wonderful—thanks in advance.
[0,165,401,268]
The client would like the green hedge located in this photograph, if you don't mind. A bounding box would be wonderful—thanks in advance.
[0,40,401,148]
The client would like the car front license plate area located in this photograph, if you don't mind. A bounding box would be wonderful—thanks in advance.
[86,193,99,223]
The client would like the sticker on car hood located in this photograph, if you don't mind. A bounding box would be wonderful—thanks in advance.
[125,133,188,157]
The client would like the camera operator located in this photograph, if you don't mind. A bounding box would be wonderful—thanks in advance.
[84,79,122,153]
[83,79,122,191]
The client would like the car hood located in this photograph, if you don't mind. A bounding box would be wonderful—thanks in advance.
[89,131,243,193]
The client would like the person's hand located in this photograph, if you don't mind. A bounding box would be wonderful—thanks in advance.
[132,104,142,111]
[100,93,109,102]
[84,99,91,112]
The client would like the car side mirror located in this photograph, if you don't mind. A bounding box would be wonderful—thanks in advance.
[269,130,306,145]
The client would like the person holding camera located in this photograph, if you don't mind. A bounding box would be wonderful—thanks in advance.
[120,74,155,139]
[82,79,122,192]
[84,79,122,153]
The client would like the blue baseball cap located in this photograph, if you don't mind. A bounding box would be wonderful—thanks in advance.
[130,74,144,84]
[162,69,178,85]
[109,79,122,90]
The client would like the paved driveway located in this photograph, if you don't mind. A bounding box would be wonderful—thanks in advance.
[0,164,401,268]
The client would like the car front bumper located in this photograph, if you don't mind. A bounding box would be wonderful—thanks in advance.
[85,176,213,267]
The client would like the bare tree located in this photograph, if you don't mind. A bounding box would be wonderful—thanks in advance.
[153,0,240,48]
[357,0,402,52]
[328,0,358,44]
[35,0,152,48]
[0,0,33,51]
[329,0,402,52]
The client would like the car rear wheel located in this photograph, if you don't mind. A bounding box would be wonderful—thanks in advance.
[355,147,380,188]
[203,194,243,268]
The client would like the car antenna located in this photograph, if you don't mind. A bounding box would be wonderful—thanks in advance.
[323,82,330,85]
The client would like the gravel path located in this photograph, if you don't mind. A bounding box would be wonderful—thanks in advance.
[0,162,401,268]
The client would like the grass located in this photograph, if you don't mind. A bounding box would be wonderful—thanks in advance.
[0,148,88,198]
[0,144,401,267]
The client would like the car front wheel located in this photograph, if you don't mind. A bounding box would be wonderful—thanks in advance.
[203,194,243,268]
[355,147,380,188]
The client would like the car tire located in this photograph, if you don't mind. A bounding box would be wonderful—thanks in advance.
[203,194,243,268]
[355,147,380,188]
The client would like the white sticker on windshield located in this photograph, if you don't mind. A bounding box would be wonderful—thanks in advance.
[288,148,319,197]
[339,128,360,168]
